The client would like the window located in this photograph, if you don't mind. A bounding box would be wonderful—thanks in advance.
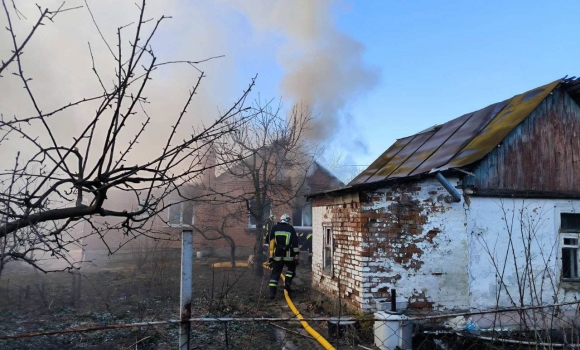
[248,199,271,227]
[167,201,195,227]
[561,213,580,232]
[292,203,312,227]
[323,227,333,272]
[560,213,580,280]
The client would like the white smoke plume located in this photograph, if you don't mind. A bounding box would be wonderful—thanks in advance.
[0,0,241,168]
[226,0,379,142]
[0,0,377,175]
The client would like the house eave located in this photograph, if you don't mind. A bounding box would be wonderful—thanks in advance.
[468,188,580,199]
[307,170,464,199]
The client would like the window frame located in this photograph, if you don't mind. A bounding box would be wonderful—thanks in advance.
[248,199,271,228]
[301,202,312,228]
[292,202,312,229]
[323,226,333,274]
[559,212,580,281]
[167,201,195,227]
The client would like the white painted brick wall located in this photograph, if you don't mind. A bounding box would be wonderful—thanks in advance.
[312,179,580,313]
[467,197,580,308]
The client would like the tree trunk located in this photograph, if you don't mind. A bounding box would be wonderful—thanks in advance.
[253,224,265,276]
[227,237,236,268]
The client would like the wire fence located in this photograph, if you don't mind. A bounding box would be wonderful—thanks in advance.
[2,300,580,349]
[3,251,580,349]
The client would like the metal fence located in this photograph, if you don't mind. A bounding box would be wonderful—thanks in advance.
[2,231,580,349]
[2,301,580,349]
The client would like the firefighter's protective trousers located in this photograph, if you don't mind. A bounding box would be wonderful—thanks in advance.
[268,223,300,296]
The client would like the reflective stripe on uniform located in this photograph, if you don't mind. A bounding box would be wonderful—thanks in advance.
[275,231,290,244]
[274,231,292,259]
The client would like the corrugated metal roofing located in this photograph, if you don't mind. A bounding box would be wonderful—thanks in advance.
[349,79,563,186]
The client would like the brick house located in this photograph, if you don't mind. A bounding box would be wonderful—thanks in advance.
[195,159,344,257]
[308,77,580,314]
[83,160,343,258]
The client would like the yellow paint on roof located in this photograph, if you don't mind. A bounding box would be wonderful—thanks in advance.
[444,79,560,169]
[349,79,563,185]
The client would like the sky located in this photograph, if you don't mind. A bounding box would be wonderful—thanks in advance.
[228,0,580,168]
[200,0,580,172]
[331,1,580,167]
[2,0,580,181]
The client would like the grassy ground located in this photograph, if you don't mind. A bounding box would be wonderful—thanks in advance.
[0,250,349,349]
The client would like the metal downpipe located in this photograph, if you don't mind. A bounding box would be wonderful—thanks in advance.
[435,172,462,203]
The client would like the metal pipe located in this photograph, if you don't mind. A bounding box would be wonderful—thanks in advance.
[180,230,193,350]
[391,289,396,312]
[435,172,462,203]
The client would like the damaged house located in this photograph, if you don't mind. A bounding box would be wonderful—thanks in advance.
[193,159,344,257]
[82,159,343,258]
[308,77,580,315]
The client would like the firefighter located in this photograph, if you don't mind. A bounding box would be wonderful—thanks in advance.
[301,232,313,266]
[267,213,300,299]
[298,231,307,247]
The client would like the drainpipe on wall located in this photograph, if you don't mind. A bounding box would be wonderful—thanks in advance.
[435,172,462,203]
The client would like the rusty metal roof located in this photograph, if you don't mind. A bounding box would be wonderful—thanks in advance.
[349,79,566,186]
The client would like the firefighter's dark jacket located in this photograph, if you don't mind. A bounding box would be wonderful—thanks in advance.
[268,222,300,261]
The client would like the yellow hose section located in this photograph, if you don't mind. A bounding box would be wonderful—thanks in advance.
[262,261,336,350]
[211,261,249,268]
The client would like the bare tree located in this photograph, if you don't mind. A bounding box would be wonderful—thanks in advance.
[321,151,368,184]
[191,211,239,268]
[210,100,317,276]
[0,0,256,276]
[476,199,564,340]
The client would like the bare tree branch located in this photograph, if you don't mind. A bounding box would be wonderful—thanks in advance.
[0,0,257,275]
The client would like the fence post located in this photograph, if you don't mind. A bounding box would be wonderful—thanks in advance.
[71,274,77,307]
[180,230,193,350]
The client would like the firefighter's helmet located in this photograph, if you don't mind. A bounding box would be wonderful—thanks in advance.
[279,213,291,224]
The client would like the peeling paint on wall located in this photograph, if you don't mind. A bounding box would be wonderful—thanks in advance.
[312,187,580,314]
[467,197,580,309]
[312,177,470,313]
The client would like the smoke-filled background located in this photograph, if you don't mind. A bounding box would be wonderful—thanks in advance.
[0,0,377,180]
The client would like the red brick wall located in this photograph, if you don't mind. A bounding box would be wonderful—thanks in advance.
[312,178,466,313]
[80,160,342,259]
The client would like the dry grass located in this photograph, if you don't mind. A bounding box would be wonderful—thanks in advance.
[0,248,335,349]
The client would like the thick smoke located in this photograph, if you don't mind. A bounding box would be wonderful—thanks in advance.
[227,0,379,142]
[0,0,376,177]
[0,0,240,168]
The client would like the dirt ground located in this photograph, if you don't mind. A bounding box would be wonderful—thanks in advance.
[0,250,366,349]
